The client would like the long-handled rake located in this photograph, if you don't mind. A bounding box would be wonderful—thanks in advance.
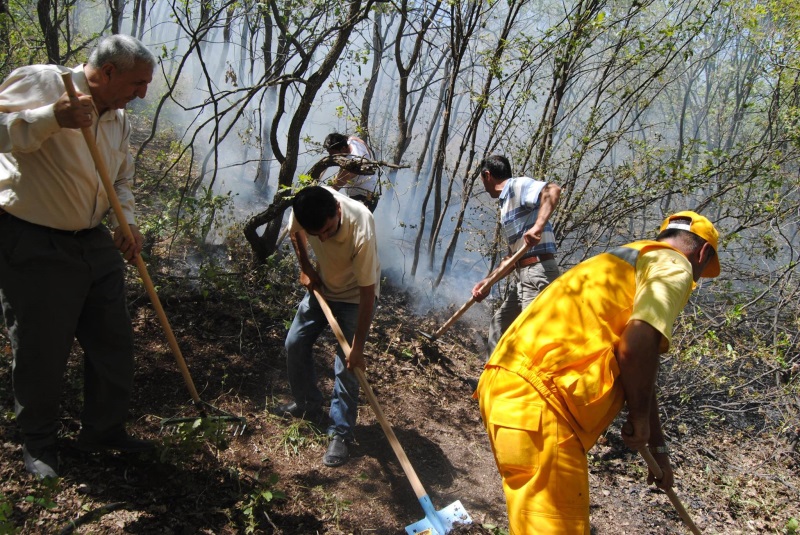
[638,448,702,534]
[418,244,529,341]
[61,73,245,434]
[312,288,471,534]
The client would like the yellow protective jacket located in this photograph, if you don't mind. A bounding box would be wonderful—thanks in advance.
[486,240,686,451]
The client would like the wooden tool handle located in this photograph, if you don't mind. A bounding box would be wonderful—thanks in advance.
[481,243,530,291]
[431,297,476,338]
[431,243,529,339]
[311,288,429,500]
[638,448,702,534]
[60,72,202,405]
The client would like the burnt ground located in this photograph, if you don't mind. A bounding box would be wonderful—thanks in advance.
[0,251,798,535]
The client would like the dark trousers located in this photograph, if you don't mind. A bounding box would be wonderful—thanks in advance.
[0,214,134,449]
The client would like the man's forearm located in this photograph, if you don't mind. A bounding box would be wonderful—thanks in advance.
[647,390,667,446]
[617,320,662,421]
[331,169,356,190]
[535,183,561,228]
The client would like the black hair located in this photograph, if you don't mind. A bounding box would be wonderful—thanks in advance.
[293,186,338,231]
[480,154,512,180]
[323,132,349,152]
[656,227,710,253]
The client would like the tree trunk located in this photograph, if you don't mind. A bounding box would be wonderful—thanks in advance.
[358,9,384,146]
[108,0,124,35]
[244,0,374,263]
[130,0,141,36]
[37,0,60,63]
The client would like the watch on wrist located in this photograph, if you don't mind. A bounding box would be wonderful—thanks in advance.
[648,445,669,454]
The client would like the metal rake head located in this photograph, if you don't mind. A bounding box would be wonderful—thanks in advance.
[160,400,247,436]
[159,414,247,437]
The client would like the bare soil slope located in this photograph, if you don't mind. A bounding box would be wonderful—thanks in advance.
[0,263,798,534]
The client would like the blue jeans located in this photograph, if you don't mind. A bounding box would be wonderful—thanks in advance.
[284,292,369,441]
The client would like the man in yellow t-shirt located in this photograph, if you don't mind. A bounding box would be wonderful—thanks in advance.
[476,211,721,534]
[271,186,380,468]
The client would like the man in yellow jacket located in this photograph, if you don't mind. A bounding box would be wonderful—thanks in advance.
[476,211,721,534]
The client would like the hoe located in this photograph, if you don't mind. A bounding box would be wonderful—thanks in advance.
[418,244,528,342]
[61,73,245,434]
[313,288,471,534]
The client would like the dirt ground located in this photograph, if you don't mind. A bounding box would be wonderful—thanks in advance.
[0,262,798,534]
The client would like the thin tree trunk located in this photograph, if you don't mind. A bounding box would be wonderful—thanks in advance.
[108,0,124,35]
[244,0,374,262]
[37,0,60,63]
[358,10,385,146]
[130,0,141,36]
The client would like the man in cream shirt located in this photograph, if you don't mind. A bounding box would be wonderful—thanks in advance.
[0,35,156,478]
[272,185,380,467]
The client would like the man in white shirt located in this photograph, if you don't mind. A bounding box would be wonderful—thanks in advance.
[0,35,156,479]
[323,132,380,212]
[272,186,380,467]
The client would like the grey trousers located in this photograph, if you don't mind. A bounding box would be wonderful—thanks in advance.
[0,215,134,449]
[487,258,560,358]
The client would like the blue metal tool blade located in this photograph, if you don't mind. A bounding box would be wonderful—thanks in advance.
[405,497,472,535]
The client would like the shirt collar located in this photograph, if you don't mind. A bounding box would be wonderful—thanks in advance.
[498,178,512,201]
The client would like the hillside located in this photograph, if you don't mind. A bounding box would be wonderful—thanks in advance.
[0,248,798,533]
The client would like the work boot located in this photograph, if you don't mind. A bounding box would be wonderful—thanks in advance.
[270,401,324,423]
[76,428,156,454]
[322,435,349,467]
[23,444,59,479]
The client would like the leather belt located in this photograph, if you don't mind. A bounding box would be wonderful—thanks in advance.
[0,211,96,236]
[516,253,555,269]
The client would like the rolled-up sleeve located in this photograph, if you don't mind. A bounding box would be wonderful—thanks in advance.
[0,69,63,153]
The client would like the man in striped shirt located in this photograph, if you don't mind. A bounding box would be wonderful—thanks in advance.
[471,154,562,357]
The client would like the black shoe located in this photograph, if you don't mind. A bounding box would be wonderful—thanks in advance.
[270,401,324,422]
[23,444,59,479]
[76,429,156,454]
[323,435,349,467]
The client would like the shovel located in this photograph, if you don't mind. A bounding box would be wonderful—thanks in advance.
[61,73,245,434]
[418,244,529,341]
[311,288,471,534]
[638,448,702,534]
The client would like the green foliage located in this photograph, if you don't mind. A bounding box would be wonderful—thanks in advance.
[240,473,286,535]
[271,418,325,456]
[311,485,350,528]
[24,478,60,511]
[182,186,234,243]
[787,517,799,534]
[0,5,47,79]
[0,492,18,535]
[481,524,509,535]
[160,416,232,465]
